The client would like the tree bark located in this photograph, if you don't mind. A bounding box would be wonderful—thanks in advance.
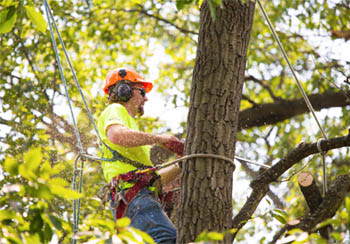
[298,172,323,212]
[177,0,256,243]
[298,172,330,239]
[239,91,350,130]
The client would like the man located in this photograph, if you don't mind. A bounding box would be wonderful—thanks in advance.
[97,67,181,243]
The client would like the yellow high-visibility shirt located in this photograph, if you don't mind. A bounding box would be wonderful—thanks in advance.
[97,103,153,183]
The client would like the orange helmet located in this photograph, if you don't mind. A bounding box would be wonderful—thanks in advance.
[103,68,153,95]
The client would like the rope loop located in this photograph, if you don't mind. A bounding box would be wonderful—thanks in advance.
[158,153,236,171]
[317,138,327,156]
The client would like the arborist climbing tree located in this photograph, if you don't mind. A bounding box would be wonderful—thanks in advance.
[97,67,183,243]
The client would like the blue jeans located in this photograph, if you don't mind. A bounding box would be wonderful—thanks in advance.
[111,188,176,243]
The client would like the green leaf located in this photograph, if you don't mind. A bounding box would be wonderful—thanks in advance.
[272,212,287,224]
[212,0,222,5]
[228,228,237,234]
[116,217,131,228]
[24,148,42,172]
[207,231,224,241]
[0,6,17,33]
[345,197,350,213]
[24,233,41,244]
[317,218,339,228]
[39,161,52,180]
[330,232,343,241]
[18,148,43,180]
[49,177,69,187]
[0,209,16,221]
[134,228,155,244]
[208,0,216,21]
[48,214,62,230]
[273,209,288,218]
[51,163,66,175]
[3,157,18,175]
[195,232,209,242]
[43,223,53,243]
[29,212,44,233]
[176,0,194,10]
[19,164,37,181]
[24,5,47,33]
[1,0,18,7]
[265,198,271,205]
[50,185,82,199]
[25,184,52,200]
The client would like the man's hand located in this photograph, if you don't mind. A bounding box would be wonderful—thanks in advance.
[158,136,184,156]
[155,134,180,145]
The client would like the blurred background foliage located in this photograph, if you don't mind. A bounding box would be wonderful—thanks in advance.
[1,0,349,242]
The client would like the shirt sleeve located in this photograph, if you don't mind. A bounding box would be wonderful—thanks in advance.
[103,104,130,135]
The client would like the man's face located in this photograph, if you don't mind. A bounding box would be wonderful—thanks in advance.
[129,83,148,116]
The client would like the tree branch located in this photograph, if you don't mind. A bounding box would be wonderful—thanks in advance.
[238,91,350,130]
[14,34,41,82]
[241,163,284,209]
[331,30,350,41]
[232,131,350,238]
[113,6,198,35]
[0,117,12,127]
[290,174,350,230]
[244,75,280,101]
[241,94,258,106]
[272,174,350,243]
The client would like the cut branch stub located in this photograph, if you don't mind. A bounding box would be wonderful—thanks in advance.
[297,172,330,239]
[298,172,323,212]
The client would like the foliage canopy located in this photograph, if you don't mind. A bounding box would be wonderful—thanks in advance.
[1,0,349,242]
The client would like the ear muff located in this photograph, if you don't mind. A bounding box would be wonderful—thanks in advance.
[115,83,132,102]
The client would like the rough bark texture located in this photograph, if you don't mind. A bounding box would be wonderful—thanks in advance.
[177,0,256,243]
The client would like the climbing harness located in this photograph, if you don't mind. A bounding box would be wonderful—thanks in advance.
[104,150,272,219]
[110,167,159,219]
[257,0,329,195]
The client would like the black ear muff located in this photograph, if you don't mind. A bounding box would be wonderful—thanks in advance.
[116,83,132,102]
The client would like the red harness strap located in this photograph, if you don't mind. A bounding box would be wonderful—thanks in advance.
[111,168,159,219]
[116,173,153,219]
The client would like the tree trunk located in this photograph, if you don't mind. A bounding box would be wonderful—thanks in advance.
[177,0,256,243]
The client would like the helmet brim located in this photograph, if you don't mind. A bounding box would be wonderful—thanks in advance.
[143,82,153,93]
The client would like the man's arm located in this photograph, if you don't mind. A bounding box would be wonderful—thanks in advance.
[107,124,182,184]
[107,124,179,147]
